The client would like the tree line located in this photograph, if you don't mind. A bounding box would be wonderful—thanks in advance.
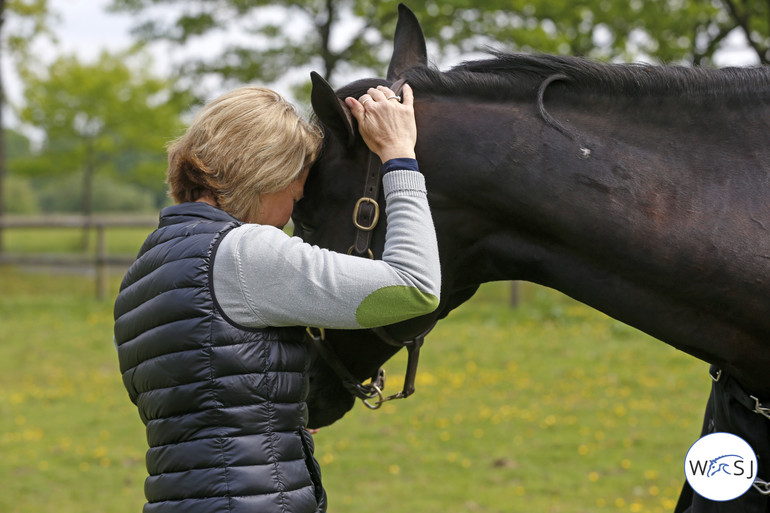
[2,0,769,221]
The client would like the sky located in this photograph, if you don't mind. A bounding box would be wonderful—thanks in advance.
[3,0,762,128]
[3,0,135,114]
[37,0,762,64]
[47,0,134,58]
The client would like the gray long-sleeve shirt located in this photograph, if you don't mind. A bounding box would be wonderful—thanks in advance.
[212,168,440,329]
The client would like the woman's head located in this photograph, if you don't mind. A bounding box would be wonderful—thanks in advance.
[166,86,323,222]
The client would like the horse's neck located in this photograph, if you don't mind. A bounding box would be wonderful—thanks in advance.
[548,92,769,159]
[420,95,770,264]
[419,96,770,395]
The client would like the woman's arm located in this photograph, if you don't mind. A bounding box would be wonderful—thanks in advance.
[213,83,440,329]
[212,162,440,329]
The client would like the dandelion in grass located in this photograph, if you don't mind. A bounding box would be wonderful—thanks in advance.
[644,469,659,480]
[661,498,677,510]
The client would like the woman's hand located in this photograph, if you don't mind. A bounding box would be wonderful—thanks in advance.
[345,84,416,163]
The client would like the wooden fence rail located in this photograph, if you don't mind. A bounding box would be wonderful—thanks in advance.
[0,215,522,306]
[0,215,157,299]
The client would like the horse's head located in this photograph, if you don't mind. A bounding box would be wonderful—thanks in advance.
[295,4,470,428]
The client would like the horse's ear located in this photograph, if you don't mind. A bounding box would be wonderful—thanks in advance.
[310,71,356,147]
[387,3,428,80]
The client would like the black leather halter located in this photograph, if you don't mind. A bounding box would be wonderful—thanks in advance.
[307,322,433,410]
[307,78,435,409]
[348,78,407,258]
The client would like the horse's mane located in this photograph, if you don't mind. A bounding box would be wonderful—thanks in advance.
[332,51,769,148]
[401,50,770,100]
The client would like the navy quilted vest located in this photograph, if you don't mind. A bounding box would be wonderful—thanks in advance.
[113,203,326,513]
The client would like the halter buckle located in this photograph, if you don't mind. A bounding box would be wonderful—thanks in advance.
[347,245,374,259]
[352,197,380,231]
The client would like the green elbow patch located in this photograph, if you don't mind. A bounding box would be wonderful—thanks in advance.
[356,286,439,328]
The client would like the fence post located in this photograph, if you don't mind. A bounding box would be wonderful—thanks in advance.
[96,224,107,300]
[510,281,520,308]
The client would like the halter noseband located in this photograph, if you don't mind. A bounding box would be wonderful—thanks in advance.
[308,78,434,410]
[306,322,433,410]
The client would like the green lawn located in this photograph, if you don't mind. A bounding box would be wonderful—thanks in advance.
[0,261,709,513]
[3,225,154,255]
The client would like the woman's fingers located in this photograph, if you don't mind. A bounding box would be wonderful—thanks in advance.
[400,83,413,106]
[344,82,416,161]
[369,86,395,103]
[346,83,409,114]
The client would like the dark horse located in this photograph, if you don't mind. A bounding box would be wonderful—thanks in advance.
[293,4,770,510]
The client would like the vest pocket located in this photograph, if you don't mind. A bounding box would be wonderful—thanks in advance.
[299,428,327,511]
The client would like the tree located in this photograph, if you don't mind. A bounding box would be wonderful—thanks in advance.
[405,1,768,65]
[0,0,55,250]
[107,0,403,97]
[17,50,191,227]
[2,128,37,213]
[4,127,30,160]
[108,0,766,101]
[718,0,770,64]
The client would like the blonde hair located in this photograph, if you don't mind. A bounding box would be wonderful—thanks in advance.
[166,86,323,221]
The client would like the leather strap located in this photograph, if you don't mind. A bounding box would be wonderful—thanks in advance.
[710,365,770,419]
[349,79,409,257]
[351,153,382,256]
[306,327,384,402]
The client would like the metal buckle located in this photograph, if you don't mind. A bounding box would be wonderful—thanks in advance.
[750,395,770,420]
[352,197,380,231]
[754,478,770,495]
[347,245,374,259]
[362,382,385,410]
[306,326,325,341]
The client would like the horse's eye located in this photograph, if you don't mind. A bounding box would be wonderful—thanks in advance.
[299,222,314,236]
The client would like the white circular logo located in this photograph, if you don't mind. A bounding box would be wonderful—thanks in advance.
[684,432,758,501]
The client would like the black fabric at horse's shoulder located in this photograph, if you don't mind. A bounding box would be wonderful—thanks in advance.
[113,202,326,513]
[675,367,770,513]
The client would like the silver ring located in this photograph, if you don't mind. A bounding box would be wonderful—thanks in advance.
[387,95,401,101]
[360,98,371,106]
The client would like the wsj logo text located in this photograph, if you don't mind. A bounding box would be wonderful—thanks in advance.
[687,454,755,480]
[684,433,758,501]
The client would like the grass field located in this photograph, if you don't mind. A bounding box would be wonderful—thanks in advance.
[0,228,711,512]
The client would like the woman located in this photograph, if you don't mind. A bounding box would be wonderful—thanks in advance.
[113,83,439,513]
